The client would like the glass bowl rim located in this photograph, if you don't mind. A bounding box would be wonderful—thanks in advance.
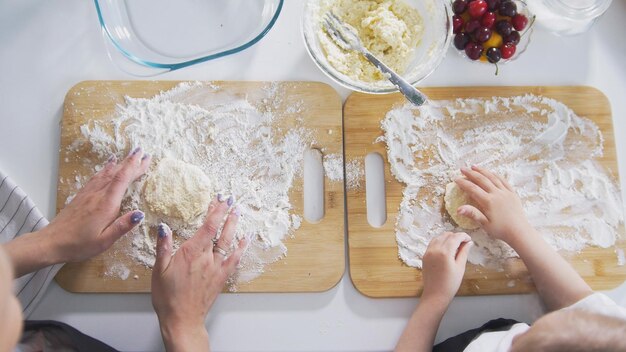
[94,0,285,72]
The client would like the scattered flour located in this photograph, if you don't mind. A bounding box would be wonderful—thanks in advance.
[66,82,313,287]
[105,263,130,280]
[323,153,364,190]
[617,249,626,266]
[379,95,624,268]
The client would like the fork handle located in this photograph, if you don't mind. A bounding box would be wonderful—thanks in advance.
[362,51,427,106]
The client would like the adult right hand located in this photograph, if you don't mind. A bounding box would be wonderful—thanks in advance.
[151,196,247,352]
[454,165,532,245]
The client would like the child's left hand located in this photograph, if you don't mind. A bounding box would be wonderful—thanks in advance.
[421,232,473,304]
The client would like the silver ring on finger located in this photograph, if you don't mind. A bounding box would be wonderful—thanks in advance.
[213,246,229,258]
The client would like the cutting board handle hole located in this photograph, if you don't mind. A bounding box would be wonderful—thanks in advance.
[365,152,387,227]
[303,149,325,223]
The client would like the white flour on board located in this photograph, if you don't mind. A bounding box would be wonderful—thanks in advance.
[323,153,364,190]
[379,95,624,268]
[65,82,315,287]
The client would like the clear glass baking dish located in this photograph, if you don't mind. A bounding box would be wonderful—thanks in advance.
[94,0,284,75]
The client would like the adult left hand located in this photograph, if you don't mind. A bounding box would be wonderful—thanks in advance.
[46,148,151,263]
[7,148,151,277]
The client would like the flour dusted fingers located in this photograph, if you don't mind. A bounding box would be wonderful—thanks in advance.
[213,206,239,265]
[194,196,230,252]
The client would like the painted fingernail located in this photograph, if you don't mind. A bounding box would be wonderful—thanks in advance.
[217,193,224,202]
[130,211,144,224]
[158,223,169,238]
[227,195,234,206]
[141,153,150,161]
[129,146,141,156]
[107,154,117,163]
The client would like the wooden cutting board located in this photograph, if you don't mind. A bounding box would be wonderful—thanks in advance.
[345,86,626,298]
[55,81,345,293]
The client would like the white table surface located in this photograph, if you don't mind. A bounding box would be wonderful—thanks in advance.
[1,1,625,351]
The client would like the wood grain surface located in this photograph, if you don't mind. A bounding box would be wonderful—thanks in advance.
[344,86,626,298]
[55,81,345,293]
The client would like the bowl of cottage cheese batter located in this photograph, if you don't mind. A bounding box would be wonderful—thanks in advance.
[302,0,452,93]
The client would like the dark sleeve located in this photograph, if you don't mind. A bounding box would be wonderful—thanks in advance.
[433,318,521,352]
[19,320,119,352]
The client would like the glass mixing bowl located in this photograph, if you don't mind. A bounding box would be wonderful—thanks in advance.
[302,0,453,93]
[95,0,284,75]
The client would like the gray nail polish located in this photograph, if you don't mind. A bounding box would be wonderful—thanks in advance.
[227,195,234,206]
[158,223,168,238]
[130,146,141,156]
[141,153,150,161]
[217,193,224,202]
[130,211,144,224]
[107,154,117,163]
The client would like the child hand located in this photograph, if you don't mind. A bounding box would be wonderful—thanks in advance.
[151,197,247,351]
[455,166,532,245]
[422,232,473,304]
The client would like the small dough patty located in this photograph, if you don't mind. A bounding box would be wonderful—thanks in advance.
[143,158,212,223]
[444,181,480,230]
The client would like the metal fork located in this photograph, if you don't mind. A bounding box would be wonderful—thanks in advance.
[323,12,427,106]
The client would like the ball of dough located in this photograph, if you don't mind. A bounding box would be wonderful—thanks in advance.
[143,158,212,223]
[444,181,480,230]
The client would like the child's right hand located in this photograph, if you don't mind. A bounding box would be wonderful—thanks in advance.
[454,166,532,245]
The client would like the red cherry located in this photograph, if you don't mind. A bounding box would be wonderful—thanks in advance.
[475,26,492,43]
[501,43,516,59]
[465,42,484,60]
[512,14,528,31]
[452,0,468,15]
[468,0,488,18]
[481,11,496,28]
[453,15,465,34]
[465,19,481,33]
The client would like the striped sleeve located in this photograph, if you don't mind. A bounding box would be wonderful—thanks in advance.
[0,170,64,318]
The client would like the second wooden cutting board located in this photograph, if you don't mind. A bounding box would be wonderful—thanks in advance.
[344,86,625,298]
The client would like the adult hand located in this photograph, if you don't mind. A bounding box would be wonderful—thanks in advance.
[6,148,151,277]
[46,148,150,261]
[421,232,472,304]
[455,165,532,244]
[152,196,248,352]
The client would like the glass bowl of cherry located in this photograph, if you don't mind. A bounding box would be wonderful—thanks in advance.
[451,0,533,72]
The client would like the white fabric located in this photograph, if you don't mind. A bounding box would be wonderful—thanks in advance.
[563,291,626,320]
[463,323,529,352]
[0,170,63,318]
[464,293,626,352]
